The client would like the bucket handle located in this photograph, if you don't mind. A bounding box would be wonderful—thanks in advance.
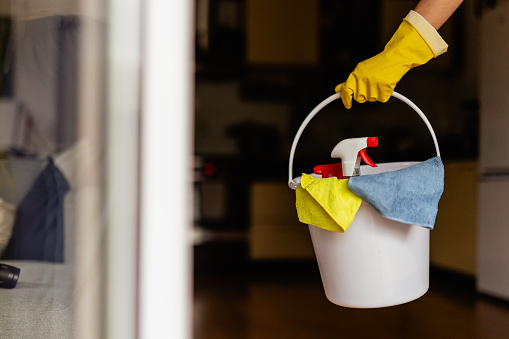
[288,91,441,188]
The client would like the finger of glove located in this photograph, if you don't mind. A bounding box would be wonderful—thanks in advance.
[352,80,368,104]
[356,85,392,104]
[340,87,353,109]
[355,78,391,104]
[354,92,368,104]
[335,82,353,109]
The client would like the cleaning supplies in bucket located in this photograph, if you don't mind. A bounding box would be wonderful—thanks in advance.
[295,136,380,232]
[288,91,444,308]
[295,138,444,232]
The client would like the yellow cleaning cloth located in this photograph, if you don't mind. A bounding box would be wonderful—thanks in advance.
[296,174,362,232]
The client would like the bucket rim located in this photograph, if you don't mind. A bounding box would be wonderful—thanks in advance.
[289,161,423,190]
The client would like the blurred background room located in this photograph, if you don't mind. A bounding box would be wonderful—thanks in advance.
[1,0,509,338]
[193,0,509,338]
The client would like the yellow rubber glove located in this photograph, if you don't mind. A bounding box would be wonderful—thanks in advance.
[335,10,448,109]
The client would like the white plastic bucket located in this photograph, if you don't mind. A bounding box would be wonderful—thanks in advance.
[288,92,441,308]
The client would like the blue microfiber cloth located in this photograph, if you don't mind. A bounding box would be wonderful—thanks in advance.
[348,156,444,229]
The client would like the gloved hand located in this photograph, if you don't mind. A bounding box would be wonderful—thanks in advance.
[335,11,447,109]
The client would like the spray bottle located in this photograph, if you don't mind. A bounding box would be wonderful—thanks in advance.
[314,137,378,179]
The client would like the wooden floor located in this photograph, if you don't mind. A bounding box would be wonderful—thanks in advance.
[193,243,509,339]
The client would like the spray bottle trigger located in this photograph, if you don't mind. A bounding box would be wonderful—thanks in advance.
[358,148,377,168]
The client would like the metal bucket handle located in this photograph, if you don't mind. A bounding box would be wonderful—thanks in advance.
[288,91,441,188]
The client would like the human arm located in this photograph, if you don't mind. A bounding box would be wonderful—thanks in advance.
[335,0,463,109]
[414,0,464,29]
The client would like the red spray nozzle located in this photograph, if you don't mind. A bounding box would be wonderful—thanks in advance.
[367,137,378,147]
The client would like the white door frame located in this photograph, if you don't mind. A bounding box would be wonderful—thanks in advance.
[138,1,194,338]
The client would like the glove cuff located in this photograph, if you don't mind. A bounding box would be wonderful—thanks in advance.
[405,10,448,57]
